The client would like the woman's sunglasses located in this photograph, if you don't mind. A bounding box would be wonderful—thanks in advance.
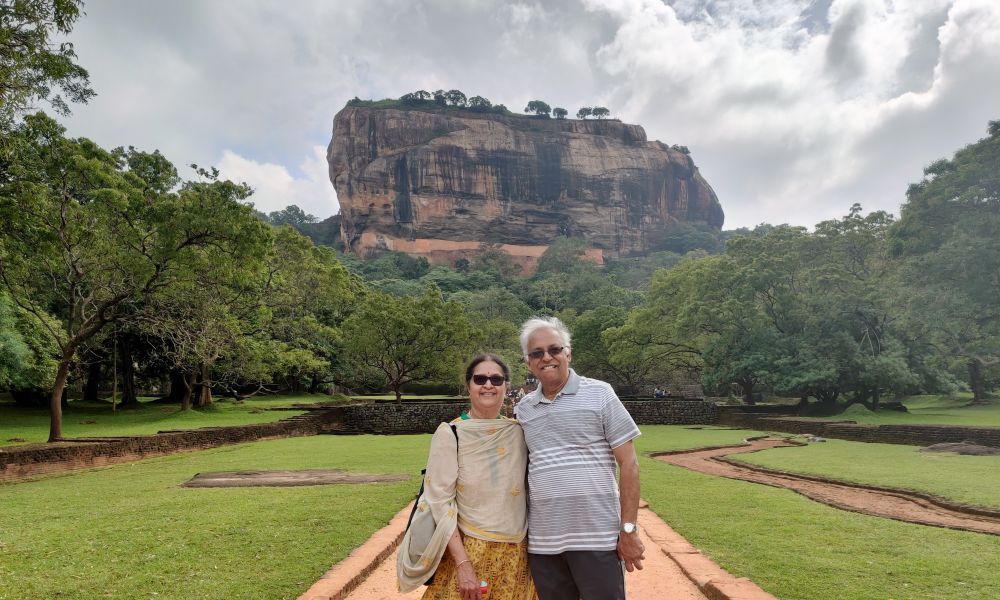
[472,374,507,386]
[526,346,566,361]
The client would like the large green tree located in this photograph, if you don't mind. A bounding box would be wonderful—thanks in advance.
[0,114,269,439]
[0,0,94,129]
[889,121,1000,403]
[341,287,474,400]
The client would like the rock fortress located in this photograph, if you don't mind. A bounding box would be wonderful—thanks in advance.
[327,103,724,275]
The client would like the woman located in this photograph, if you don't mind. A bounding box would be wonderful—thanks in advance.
[398,354,538,600]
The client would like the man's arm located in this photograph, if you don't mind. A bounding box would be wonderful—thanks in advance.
[612,440,644,571]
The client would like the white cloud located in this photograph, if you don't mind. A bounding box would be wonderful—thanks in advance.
[59,0,1000,229]
[583,0,999,226]
[216,147,339,219]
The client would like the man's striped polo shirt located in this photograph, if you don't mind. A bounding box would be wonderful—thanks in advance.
[516,369,640,554]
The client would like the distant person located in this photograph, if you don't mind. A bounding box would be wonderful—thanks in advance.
[516,317,644,600]
[398,354,538,600]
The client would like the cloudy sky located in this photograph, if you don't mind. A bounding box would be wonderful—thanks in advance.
[60,0,1000,229]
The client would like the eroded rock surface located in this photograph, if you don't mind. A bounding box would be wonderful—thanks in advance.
[328,107,723,269]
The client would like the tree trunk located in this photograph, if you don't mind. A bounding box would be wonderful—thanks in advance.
[83,359,103,403]
[180,372,194,411]
[49,354,74,442]
[195,363,213,407]
[968,360,988,405]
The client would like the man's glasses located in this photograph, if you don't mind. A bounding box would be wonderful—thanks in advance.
[526,346,566,361]
[472,374,506,386]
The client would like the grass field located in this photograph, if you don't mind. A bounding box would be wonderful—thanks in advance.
[0,434,428,599]
[638,432,1000,600]
[805,394,1000,427]
[729,437,1000,510]
[0,394,344,448]
[3,425,998,599]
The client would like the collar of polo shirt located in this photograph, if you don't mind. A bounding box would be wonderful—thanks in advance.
[528,369,581,405]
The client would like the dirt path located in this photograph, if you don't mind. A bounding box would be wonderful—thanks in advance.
[653,438,1000,536]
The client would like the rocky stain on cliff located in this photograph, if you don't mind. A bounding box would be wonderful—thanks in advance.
[327,106,723,271]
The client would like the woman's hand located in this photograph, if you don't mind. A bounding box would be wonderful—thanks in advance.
[455,560,481,600]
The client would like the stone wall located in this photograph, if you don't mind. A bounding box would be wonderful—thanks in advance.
[340,399,719,434]
[718,412,1000,448]
[0,408,345,482]
[2,400,720,481]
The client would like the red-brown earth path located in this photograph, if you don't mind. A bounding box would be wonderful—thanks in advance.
[653,437,1000,536]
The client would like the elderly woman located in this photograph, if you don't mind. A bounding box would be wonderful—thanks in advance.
[398,354,538,600]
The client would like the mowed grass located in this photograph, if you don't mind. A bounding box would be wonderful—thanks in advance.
[808,394,1000,427]
[730,438,1000,510]
[637,426,1000,600]
[0,394,345,447]
[2,425,998,599]
[0,434,430,599]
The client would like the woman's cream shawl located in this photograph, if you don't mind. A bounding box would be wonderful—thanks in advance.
[397,417,528,592]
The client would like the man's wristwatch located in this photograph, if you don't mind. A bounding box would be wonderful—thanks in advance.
[621,522,637,534]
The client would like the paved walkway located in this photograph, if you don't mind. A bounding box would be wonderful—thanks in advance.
[300,502,774,600]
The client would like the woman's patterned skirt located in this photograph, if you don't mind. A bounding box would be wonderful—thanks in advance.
[422,536,538,600]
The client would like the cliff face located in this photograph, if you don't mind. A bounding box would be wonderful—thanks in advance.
[328,106,723,269]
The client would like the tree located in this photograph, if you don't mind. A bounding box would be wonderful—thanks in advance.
[471,243,522,280]
[262,227,356,393]
[553,107,567,120]
[576,107,592,120]
[535,237,591,275]
[341,287,474,400]
[432,89,447,106]
[0,0,94,129]
[444,89,467,107]
[400,90,431,104]
[267,204,317,228]
[0,290,58,396]
[0,114,270,439]
[889,121,1000,403]
[450,286,532,324]
[524,100,551,118]
[467,95,492,111]
[592,107,610,119]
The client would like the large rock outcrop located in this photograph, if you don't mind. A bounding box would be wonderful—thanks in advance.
[328,106,723,271]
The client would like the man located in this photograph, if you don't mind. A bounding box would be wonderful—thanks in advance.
[515,316,644,600]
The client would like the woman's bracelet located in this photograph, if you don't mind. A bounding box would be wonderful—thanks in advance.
[455,559,472,569]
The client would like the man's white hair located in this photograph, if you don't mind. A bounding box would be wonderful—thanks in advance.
[519,316,572,356]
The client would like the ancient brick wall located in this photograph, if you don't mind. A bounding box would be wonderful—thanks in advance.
[1,400,720,481]
[0,409,344,482]
[339,399,719,434]
[718,413,1000,448]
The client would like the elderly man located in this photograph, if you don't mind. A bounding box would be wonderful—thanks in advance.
[515,316,644,600]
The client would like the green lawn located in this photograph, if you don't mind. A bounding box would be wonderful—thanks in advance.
[805,394,1000,427]
[730,438,1000,510]
[2,425,998,599]
[637,427,1000,600]
[0,434,429,599]
[0,394,344,448]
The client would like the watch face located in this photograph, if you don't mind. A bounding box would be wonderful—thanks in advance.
[622,522,636,534]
